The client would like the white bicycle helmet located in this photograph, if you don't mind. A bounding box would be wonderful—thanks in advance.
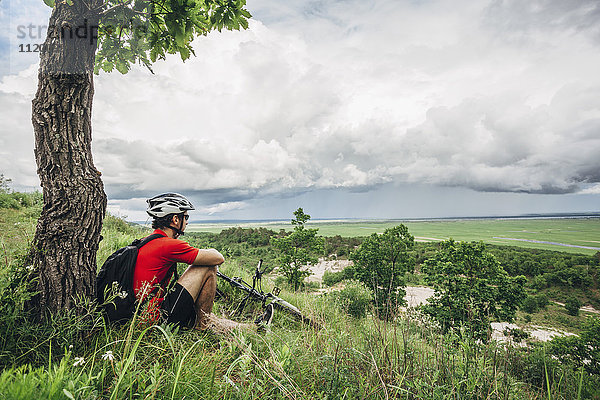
[146,193,195,218]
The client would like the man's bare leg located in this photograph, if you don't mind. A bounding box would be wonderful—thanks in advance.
[177,265,217,329]
[178,265,250,331]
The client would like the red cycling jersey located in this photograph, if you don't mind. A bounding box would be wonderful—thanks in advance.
[133,229,199,300]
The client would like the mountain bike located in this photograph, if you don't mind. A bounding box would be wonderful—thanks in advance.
[216,260,321,329]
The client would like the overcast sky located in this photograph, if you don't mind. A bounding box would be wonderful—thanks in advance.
[1,0,599,221]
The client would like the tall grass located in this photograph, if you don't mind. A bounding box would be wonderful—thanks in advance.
[0,207,598,399]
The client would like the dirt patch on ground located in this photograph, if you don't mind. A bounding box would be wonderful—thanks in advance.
[491,322,577,343]
[305,258,353,283]
[405,286,435,307]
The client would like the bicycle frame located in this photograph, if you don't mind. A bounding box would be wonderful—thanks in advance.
[216,260,320,329]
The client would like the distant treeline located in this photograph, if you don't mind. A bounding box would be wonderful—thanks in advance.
[188,226,599,273]
[186,227,362,268]
[187,227,600,306]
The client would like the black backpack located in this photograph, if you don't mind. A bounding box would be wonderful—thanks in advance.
[96,233,177,322]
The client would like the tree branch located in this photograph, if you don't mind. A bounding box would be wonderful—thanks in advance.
[99,0,132,16]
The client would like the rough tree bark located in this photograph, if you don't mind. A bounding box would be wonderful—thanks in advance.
[30,0,106,316]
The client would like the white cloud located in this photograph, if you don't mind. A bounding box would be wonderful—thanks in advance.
[0,64,38,190]
[579,184,600,195]
[197,201,247,215]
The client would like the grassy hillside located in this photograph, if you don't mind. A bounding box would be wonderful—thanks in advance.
[1,204,599,398]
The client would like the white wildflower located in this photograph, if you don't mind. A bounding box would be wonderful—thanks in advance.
[102,351,114,361]
[223,375,238,390]
[26,265,34,272]
[68,344,73,350]
[118,291,128,299]
[73,357,85,367]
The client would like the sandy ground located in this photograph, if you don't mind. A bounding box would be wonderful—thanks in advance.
[404,286,435,307]
[490,322,577,343]
[305,258,353,283]
[305,260,585,342]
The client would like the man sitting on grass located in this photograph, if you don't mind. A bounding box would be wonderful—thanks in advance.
[135,193,273,332]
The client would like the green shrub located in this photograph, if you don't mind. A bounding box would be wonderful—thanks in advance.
[304,280,320,290]
[0,191,42,210]
[550,316,600,376]
[404,271,425,285]
[331,281,372,318]
[503,327,530,342]
[535,293,549,309]
[565,296,582,316]
[102,213,143,236]
[0,193,21,209]
[273,275,287,289]
[529,275,547,290]
[423,240,526,342]
[522,295,538,313]
[521,294,550,314]
[322,270,344,287]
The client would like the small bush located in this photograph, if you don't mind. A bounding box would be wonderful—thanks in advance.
[0,191,42,210]
[503,327,530,343]
[565,296,582,316]
[331,281,372,318]
[521,294,550,313]
[522,295,538,313]
[102,214,143,236]
[535,293,549,309]
[304,280,320,290]
[529,275,547,290]
[404,271,425,285]
[550,316,600,376]
[322,270,345,287]
[273,275,287,288]
[0,193,21,209]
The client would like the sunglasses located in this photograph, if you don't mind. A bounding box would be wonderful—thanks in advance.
[181,214,190,221]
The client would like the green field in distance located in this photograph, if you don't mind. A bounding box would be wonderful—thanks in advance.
[187,218,600,255]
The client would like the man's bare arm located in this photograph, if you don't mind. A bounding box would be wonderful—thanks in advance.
[192,249,225,266]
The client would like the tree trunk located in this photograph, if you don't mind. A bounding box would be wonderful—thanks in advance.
[30,0,106,316]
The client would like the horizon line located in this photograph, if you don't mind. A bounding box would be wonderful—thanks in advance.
[128,211,600,224]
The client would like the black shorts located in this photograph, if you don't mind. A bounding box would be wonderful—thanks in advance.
[160,283,196,328]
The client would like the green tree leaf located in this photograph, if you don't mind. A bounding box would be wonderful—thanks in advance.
[115,59,129,74]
